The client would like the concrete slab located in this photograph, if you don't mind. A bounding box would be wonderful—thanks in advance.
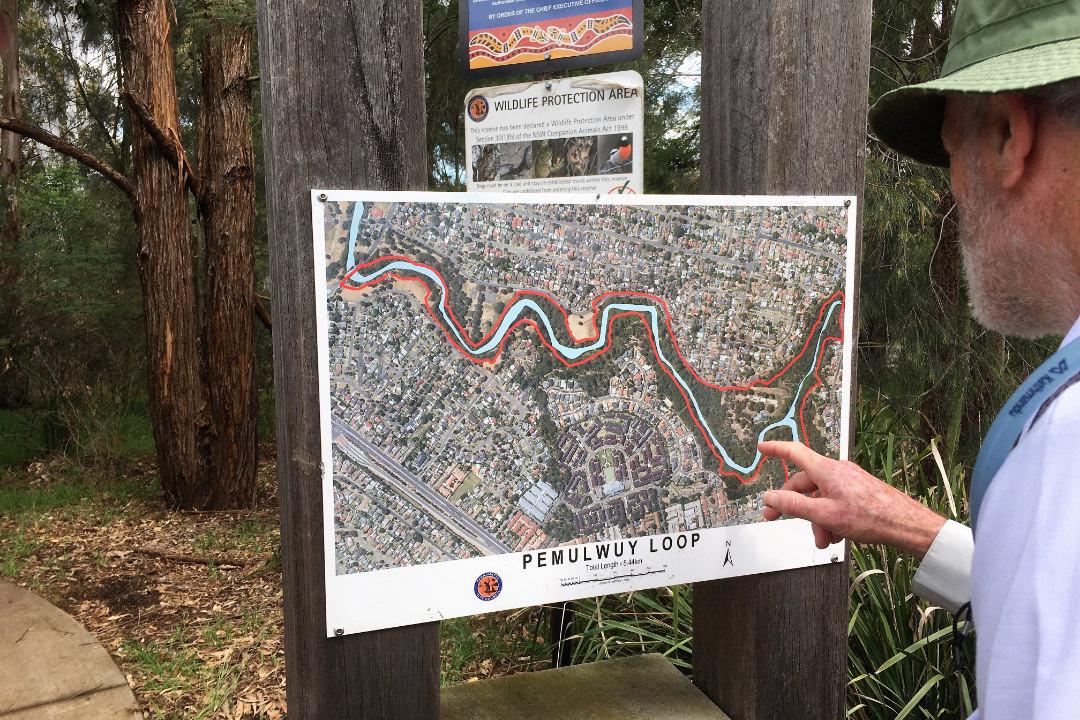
[0,580,140,719]
[442,653,731,720]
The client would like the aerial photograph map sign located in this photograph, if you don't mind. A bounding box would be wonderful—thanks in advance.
[459,0,644,76]
[313,191,856,635]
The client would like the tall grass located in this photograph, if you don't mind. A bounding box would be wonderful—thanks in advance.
[848,400,975,719]
[564,587,693,670]
[565,398,976,718]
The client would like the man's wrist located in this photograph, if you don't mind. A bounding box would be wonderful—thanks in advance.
[902,506,947,560]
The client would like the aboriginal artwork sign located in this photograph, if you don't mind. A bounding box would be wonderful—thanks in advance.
[458,0,644,77]
[314,191,856,634]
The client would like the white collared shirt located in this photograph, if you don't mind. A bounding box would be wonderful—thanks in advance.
[912,314,1080,719]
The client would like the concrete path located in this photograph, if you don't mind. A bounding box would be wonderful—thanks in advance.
[0,580,140,719]
[443,653,732,720]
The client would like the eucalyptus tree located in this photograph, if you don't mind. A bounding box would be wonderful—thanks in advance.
[196,0,259,508]
[0,0,261,509]
[0,0,20,406]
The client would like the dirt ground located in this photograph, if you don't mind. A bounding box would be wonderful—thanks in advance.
[0,453,549,719]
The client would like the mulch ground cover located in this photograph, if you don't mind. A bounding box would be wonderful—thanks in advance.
[0,452,550,719]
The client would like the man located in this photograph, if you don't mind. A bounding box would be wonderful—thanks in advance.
[758,1,1080,717]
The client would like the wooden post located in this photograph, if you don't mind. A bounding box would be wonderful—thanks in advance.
[254,2,437,718]
[692,1,871,719]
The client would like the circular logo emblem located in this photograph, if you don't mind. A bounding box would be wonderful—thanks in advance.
[473,572,502,601]
[468,95,489,122]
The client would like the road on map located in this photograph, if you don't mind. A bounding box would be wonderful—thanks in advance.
[332,414,511,556]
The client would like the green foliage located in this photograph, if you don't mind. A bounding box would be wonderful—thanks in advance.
[0,465,157,522]
[440,608,550,685]
[192,516,278,556]
[565,586,693,670]
[633,2,701,194]
[848,395,975,719]
[0,480,91,515]
[5,158,147,463]
[187,0,257,38]
[20,0,126,170]
[0,410,45,465]
[121,626,244,720]
[0,528,43,576]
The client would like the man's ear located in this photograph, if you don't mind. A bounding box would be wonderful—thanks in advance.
[986,94,1036,190]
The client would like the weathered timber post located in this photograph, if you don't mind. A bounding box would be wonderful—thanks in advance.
[255,2,437,718]
[692,2,871,719]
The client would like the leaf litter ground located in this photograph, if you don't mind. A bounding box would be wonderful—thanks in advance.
[0,452,551,719]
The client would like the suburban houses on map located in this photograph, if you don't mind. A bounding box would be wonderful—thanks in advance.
[321,198,848,575]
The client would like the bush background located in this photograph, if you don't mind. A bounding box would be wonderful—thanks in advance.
[0,0,1060,717]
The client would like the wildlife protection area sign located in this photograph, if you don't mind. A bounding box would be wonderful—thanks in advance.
[459,0,643,77]
[314,190,857,636]
[465,71,644,195]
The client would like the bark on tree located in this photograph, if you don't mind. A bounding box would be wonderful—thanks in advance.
[198,16,258,510]
[0,0,262,510]
[119,0,212,508]
[0,0,17,227]
[0,0,22,407]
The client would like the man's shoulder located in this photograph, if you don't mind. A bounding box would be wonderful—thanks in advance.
[1026,369,1080,434]
[983,376,1080,537]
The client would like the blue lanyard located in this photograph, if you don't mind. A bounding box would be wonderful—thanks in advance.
[971,336,1080,532]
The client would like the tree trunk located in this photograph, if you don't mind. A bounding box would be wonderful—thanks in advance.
[0,0,22,407]
[119,0,211,508]
[198,16,258,510]
[0,0,18,229]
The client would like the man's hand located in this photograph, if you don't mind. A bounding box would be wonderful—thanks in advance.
[758,440,947,559]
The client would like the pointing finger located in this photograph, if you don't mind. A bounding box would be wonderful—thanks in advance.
[758,441,828,475]
[763,489,831,525]
[763,472,817,521]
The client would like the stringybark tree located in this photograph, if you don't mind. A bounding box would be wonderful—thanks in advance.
[198,16,258,509]
[0,0,22,407]
[0,0,260,509]
[119,0,212,508]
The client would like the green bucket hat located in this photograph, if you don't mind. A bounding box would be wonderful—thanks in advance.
[869,0,1080,167]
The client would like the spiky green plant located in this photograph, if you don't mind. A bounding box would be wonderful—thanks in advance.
[564,586,693,670]
[847,394,975,719]
[564,394,977,718]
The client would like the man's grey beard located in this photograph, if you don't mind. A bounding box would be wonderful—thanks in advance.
[957,184,1078,339]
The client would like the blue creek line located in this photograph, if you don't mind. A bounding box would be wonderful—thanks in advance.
[340,202,841,475]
